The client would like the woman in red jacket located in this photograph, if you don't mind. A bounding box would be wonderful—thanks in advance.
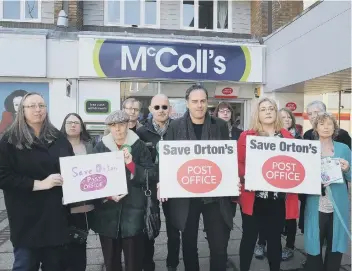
[237,97,299,271]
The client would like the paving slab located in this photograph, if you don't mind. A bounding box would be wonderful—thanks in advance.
[0,191,350,271]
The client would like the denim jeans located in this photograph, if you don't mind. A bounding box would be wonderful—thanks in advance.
[13,246,64,271]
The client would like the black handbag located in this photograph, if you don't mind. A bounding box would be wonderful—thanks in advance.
[144,169,161,240]
[68,212,89,245]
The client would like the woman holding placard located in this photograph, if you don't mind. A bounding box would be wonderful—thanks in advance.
[304,112,350,271]
[0,92,74,270]
[89,110,155,271]
[237,97,299,271]
[60,113,96,271]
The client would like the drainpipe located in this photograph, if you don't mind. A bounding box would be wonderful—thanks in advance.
[338,90,342,126]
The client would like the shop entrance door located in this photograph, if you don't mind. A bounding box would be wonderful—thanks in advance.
[207,99,246,130]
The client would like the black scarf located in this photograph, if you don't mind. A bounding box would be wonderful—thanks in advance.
[184,110,212,140]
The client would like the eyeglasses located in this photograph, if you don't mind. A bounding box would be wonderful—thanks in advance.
[66,121,80,125]
[218,109,231,114]
[23,104,47,110]
[124,107,140,113]
[154,105,168,111]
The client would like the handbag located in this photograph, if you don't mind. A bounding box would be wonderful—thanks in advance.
[144,169,161,240]
[68,212,89,245]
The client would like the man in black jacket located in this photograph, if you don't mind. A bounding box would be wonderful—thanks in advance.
[160,85,234,271]
[304,100,351,148]
[137,94,180,271]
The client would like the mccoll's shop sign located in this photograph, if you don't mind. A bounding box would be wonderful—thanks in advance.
[78,37,264,82]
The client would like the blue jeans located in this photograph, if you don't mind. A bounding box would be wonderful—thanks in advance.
[13,246,64,271]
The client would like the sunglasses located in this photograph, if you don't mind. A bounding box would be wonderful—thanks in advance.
[154,105,168,111]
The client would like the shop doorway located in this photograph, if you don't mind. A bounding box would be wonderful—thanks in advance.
[207,99,245,130]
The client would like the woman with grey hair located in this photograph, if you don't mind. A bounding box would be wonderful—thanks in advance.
[0,92,74,270]
[304,112,350,271]
[89,110,155,271]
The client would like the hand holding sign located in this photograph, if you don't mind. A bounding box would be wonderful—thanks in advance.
[33,174,63,191]
[157,183,168,202]
[110,194,127,202]
[340,158,350,172]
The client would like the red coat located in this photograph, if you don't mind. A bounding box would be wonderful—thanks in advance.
[237,129,299,219]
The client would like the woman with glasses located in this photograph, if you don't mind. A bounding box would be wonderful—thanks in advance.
[0,92,74,270]
[60,113,96,271]
[213,102,243,140]
[237,98,299,271]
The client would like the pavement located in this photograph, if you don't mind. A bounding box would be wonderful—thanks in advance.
[0,190,350,271]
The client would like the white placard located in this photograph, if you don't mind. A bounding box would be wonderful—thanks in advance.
[159,140,239,198]
[60,152,128,204]
[245,136,321,195]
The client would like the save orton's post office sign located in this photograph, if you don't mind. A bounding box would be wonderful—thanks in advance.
[245,136,321,195]
[60,152,128,204]
[159,141,239,198]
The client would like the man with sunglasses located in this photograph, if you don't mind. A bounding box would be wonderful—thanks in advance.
[136,94,180,271]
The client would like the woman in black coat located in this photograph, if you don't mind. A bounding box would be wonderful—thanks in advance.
[89,110,155,271]
[60,113,96,271]
[0,92,74,270]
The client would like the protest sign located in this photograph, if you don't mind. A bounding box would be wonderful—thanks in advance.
[245,136,321,195]
[159,140,239,198]
[60,151,128,204]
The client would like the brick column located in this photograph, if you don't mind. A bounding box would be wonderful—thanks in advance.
[251,0,269,37]
[272,0,303,32]
[251,0,303,37]
[68,0,83,30]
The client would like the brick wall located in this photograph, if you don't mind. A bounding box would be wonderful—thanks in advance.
[251,0,303,37]
[251,0,269,37]
[272,0,303,32]
[68,1,83,30]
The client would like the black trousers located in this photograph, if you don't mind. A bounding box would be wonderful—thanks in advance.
[258,219,297,249]
[100,234,144,271]
[305,212,343,271]
[182,199,230,271]
[143,236,155,271]
[162,201,180,268]
[240,198,285,271]
[64,212,88,271]
[13,246,65,271]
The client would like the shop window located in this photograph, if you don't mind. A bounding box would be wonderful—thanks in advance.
[105,0,160,28]
[181,0,231,31]
[0,0,40,21]
[120,81,158,124]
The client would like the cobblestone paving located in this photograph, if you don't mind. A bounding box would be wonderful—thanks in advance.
[0,191,350,271]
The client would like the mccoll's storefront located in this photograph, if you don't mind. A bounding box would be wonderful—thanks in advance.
[0,33,264,137]
[77,36,264,135]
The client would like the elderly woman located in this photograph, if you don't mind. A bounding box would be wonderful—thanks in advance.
[0,92,74,270]
[60,113,96,271]
[237,97,299,271]
[304,112,350,271]
[89,110,155,271]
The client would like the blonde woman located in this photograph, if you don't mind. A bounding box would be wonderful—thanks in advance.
[237,98,299,271]
[304,113,350,271]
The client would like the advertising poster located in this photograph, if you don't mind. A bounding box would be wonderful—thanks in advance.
[0,82,49,134]
[60,151,128,204]
[169,99,187,119]
[245,136,321,195]
[159,140,239,198]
